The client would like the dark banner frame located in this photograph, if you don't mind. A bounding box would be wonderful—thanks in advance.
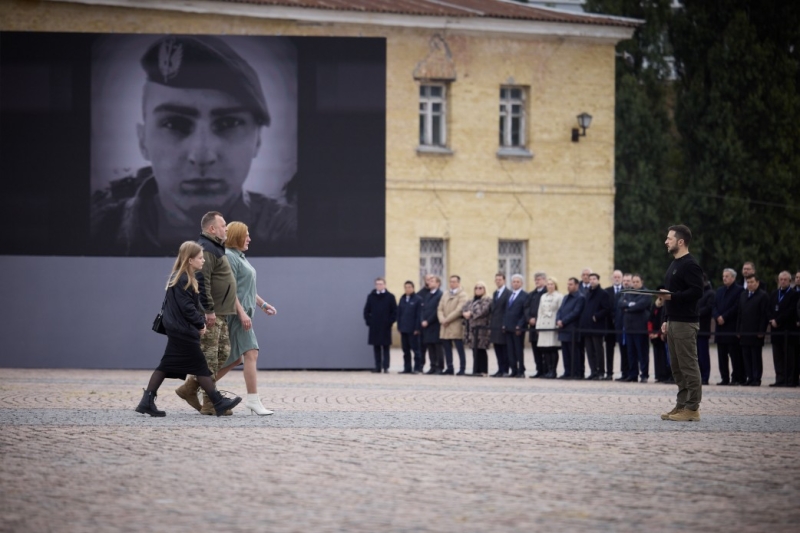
[0,33,386,258]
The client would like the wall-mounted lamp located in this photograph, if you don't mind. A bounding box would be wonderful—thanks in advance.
[571,112,593,142]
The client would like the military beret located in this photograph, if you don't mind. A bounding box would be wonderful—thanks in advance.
[141,35,270,126]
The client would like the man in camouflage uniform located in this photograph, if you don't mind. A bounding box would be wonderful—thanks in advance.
[175,211,240,415]
[91,35,296,256]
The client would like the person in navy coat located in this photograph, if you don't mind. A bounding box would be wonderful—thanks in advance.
[489,273,511,377]
[712,268,745,385]
[503,274,528,377]
[738,275,769,386]
[421,276,444,374]
[396,280,423,374]
[363,277,397,373]
[557,278,586,378]
[620,274,652,382]
[578,273,612,380]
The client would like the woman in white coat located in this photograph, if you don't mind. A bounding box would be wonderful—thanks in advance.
[536,277,563,379]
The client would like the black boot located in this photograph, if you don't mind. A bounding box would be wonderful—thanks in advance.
[209,390,242,417]
[135,390,166,417]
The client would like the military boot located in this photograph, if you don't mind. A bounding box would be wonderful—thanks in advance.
[175,378,201,412]
[660,406,681,420]
[668,408,700,422]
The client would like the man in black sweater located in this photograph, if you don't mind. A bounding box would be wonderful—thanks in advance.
[659,225,704,422]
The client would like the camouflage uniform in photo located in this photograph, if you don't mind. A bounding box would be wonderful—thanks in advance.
[91,168,296,256]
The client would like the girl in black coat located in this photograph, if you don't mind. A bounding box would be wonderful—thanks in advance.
[135,241,242,417]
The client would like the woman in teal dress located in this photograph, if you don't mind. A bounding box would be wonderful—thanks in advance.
[220,221,278,415]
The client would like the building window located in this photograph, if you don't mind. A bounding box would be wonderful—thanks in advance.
[497,87,532,159]
[499,87,526,147]
[419,84,447,147]
[498,240,526,286]
[420,238,447,288]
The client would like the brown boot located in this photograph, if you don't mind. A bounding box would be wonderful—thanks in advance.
[668,408,700,422]
[200,392,231,416]
[660,406,681,420]
[175,378,201,412]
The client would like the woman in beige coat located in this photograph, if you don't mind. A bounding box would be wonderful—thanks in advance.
[536,277,563,379]
[438,275,470,374]
[462,281,492,376]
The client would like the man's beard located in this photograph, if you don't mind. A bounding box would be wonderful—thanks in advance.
[668,244,679,255]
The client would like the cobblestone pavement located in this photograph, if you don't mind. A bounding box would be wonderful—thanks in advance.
[1,348,799,533]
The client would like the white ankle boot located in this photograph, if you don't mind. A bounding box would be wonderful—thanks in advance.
[244,394,273,416]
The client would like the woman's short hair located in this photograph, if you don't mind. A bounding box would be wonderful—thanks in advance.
[225,221,249,250]
[547,276,559,291]
[474,281,488,293]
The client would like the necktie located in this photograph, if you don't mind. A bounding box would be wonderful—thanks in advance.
[749,292,752,299]
[509,292,516,306]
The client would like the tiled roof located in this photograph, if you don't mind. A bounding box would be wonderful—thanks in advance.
[207,0,640,28]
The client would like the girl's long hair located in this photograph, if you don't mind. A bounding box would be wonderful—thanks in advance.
[167,241,203,293]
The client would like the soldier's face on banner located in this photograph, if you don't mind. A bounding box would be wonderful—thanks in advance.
[137,82,262,215]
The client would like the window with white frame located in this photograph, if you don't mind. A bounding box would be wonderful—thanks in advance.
[499,87,527,148]
[498,240,526,286]
[420,238,447,288]
[419,84,447,147]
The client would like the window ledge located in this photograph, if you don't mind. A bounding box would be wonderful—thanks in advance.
[417,145,454,156]
[496,147,534,159]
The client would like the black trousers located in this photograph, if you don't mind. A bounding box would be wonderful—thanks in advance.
[442,339,466,371]
[561,340,579,377]
[584,334,604,377]
[717,341,744,384]
[741,344,763,383]
[602,333,616,377]
[771,333,797,385]
[542,347,559,374]
[505,331,525,375]
[652,340,670,381]
[401,332,422,372]
[530,331,544,374]
[494,343,508,374]
[373,345,390,371]
[426,342,444,371]
[472,348,488,374]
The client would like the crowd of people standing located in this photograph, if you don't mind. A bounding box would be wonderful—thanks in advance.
[363,264,800,387]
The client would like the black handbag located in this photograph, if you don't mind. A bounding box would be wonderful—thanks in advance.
[152,289,169,335]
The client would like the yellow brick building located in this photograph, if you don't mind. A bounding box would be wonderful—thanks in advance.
[2,0,636,295]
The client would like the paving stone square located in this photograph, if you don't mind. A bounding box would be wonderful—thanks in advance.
[1,347,799,533]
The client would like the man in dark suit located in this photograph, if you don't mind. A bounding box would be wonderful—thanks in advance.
[579,273,612,380]
[697,275,715,385]
[557,277,586,379]
[768,271,800,387]
[579,268,592,295]
[603,270,623,380]
[363,277,397,373]
[416,274,434,368]
[490,273,510,377]
[712,268,745,385]
[503,274,528,378]
[741,262,766,292]
[421,276,444,374]
[614,273,633,381]
[396,280,423,374]
[620,274,651,382]
[524,271,548,378]
[738,275,769,386]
